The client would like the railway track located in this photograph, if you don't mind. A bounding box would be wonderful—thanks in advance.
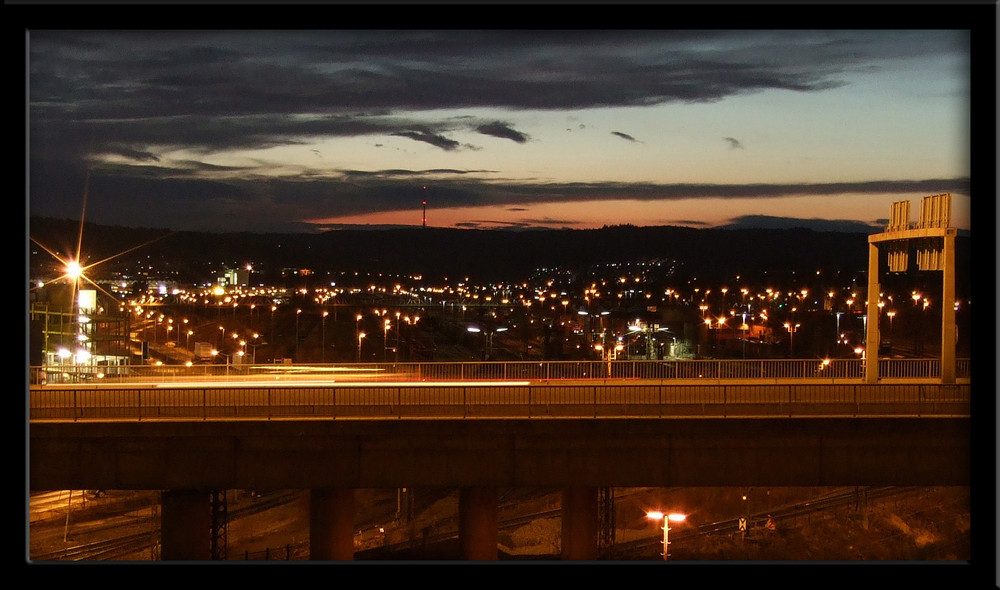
[29,490,305,562]
[30,486,929,561]
[609,486,923,558]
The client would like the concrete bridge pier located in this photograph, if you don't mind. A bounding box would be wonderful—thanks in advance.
[560,487,598,560]
[309,487,356,560]
[160,490,211,560]
[459,486,498,560]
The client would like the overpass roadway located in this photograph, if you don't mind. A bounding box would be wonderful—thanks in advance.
[28,379,970,561]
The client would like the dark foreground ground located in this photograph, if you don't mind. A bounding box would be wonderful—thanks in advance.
[29,486,972,564]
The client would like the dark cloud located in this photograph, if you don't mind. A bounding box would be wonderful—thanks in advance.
[611,131,639,142]
[719,215,883,232]
[476,122,530,143]
[29,30,964,162]
[100,144,161,163]
[723,137,744,149]
[391,128,461,151]
[29,152,970,234]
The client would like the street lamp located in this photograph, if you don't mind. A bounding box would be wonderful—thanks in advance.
[322,310,329,363]
[355,314,363,363]
[646,511,686,560]
[395,311,402,362]
[211,349,231,376]
[295,308,302,362]
[270,305,277,347]
[383,319,391,362]
[252,333,260,363]
[357,332,366,362]
[784,322,800,358]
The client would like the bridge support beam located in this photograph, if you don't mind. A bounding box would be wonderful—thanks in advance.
[309,487,356,560]
[160,490,211,560]
[459,486,497,560]
[941,232,956,383]
[561,487,598,560]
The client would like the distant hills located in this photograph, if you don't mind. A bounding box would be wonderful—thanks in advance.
[28,217,970,287]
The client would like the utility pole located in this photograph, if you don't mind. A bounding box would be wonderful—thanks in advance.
[210,490,228,560]
[422,185,428,227]
[598,487,616,558]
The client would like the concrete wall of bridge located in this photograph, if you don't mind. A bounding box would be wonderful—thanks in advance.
[30,417,969,491]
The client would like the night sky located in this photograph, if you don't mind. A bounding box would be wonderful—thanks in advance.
[24,12,981,235]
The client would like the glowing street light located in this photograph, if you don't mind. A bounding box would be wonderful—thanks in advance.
[322,310,329,363]
[383,319,391,362]
[646,511,686,560]
[270,305,277,346]
[355,314,364,363]
[211,348,231,376]
[357,331,366,362]
[295,308,302,362]
[783,322,800,358]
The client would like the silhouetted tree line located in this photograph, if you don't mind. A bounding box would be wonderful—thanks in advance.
[28,216,969,289]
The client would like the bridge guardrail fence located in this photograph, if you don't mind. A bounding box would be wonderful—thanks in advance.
[29,358,969,386]
[29,382,971,422]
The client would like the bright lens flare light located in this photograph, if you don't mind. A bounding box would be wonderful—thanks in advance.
[65,261,83,280]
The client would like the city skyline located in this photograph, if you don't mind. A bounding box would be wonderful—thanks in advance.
[26,23,978,234]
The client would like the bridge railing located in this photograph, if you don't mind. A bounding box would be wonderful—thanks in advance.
[28,358,969,386]
[28,382,971,422]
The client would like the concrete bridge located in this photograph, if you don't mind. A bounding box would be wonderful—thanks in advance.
[28,375,971,561]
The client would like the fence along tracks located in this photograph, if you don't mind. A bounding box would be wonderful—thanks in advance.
[30,491,302,562]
